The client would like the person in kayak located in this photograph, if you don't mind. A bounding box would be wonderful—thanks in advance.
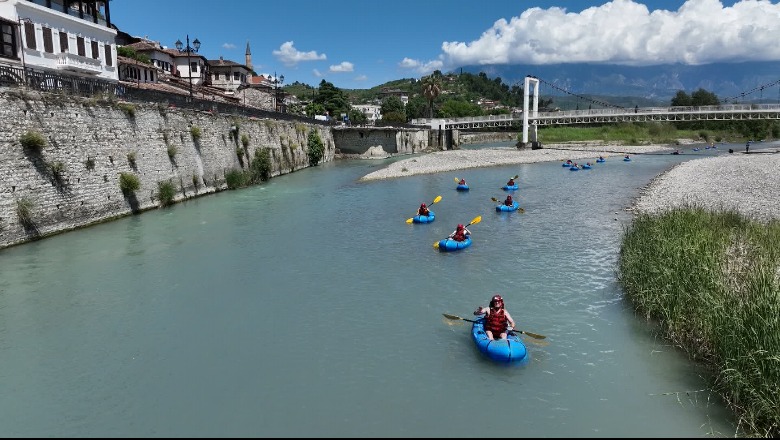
[504,195,514,206]
[448,223,471,242]
[417,203,429,216]
[473,294,516,340]
[458,178,466,186]
[506,178,515,186]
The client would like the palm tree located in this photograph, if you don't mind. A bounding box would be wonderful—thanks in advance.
[421,74,441,118]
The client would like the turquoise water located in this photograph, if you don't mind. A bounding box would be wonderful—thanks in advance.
[0,141,756,437]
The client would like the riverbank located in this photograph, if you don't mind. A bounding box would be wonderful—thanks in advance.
[359,142,676,181]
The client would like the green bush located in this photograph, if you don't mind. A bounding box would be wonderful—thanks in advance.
[118,102,136,117]
[225,169,247,189]
[307,130,325,166]
[157,180,176,207]
[119,172,140,196]
[192,174,199,188]
[15,198,34,228]
[249,148,272,183]
[167,145,178,159]
[241,134,250,148]
[127,151,137,167]
[20,131,46,152]
[190,126,202,140]
[48,161,66,183]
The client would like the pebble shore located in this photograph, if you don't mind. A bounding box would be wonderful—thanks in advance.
[360,142,780,223]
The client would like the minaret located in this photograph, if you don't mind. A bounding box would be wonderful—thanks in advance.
[245,40,252,72]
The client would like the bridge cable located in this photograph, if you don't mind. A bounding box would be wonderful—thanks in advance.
[722,78,780,103]
[535,77,626,110]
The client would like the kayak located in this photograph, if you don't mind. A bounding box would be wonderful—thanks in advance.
[471,317,529,365]
[623,157,631,162]
[456,184,469,191]
[562,162,571,167]
[596,158,606,163]
[437,236,472,252]
[569,165,580,171]
[581,164,592,169]
[502,184,518,191]
[412,211,435,224]
[496,201,520,212]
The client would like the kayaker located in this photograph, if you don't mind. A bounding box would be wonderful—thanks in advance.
[473,294,516,341]
[458,178,466,185]
[417,203,429,216]
[448,223,471,242]
[504,195,514,206]
[506,178,515,186]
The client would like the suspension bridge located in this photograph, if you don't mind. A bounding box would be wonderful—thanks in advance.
[409,75,780,147]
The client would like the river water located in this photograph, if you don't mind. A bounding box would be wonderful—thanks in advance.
[0,140,752,437]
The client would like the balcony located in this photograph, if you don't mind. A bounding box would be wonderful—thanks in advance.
[56,53,102,74]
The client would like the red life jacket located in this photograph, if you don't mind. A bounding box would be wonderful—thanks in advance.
[453,230,467,241]
[485,309,507,335]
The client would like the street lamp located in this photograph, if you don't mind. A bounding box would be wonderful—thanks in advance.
[273,71,284,113]
[175,35,201,100]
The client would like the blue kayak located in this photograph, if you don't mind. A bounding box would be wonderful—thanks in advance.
[581,164,592,169]
[456,184,469,191]
[596,158,606,163]
[502,184,518,191]
[437,236,472,252]
[412,210,435,224]
[496,201,520,212]
[471,317,529,365]
[562,162,571,167]
[623,157,631,162]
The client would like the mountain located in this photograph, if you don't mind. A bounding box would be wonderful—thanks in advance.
[456,61,780,103]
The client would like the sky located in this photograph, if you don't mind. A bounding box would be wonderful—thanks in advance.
[110,0,780,90]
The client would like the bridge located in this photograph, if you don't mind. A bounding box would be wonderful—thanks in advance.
[409,76,780,147]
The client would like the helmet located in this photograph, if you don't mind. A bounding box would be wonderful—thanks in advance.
[507,195,512,201]
[490,294,504,309]
[457,224,464,230]
[420,203,426,208]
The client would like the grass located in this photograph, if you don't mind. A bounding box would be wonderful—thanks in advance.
[15,198,35,228]
[157,180,176,207]
[118,172,140,196]
[618,205,780,437]
[20,131,47,152]
[535,122,728,145]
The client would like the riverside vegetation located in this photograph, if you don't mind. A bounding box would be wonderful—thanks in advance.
[619,207,780,437]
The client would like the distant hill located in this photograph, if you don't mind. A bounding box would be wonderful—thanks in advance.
[456,61,780,104]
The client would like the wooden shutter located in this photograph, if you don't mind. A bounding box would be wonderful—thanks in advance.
[42,27,53,53]
[59,32,68,52]
[77,36,85,56]
[91,40,98,59]
[24,22,36,50]
[104,44,112,66]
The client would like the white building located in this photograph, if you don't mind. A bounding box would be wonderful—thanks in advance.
[352,104,382,124]
[0,0,117,81]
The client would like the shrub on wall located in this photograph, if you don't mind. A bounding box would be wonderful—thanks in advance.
[85,157,95,171]
[119,172,140,196]
[249,148,272,183]
[127,151,137,168]
[225,169,247,189]
[15,198,35,228]
[167,145,178,160]
[20,131,46,152]
[117,102,136,118]
[157,180,176,207]
[190,126,202,140]
[47,161,67,184]
[241,134,250,148]
[307,130,325,166]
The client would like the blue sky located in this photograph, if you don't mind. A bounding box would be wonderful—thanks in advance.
[110,0,778,89]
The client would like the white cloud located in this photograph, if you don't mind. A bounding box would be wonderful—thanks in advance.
[398,57,444,75]
[222,43,236,50]
[354,75,367,81]
[329,62,354,73]
[424,0,780,69]
[313,69,322,77]
[273,41,327,67]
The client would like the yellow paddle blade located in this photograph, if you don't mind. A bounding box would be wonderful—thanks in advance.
[432,195,442,204]
[454,177,461,183]
[517,207,525,214]
[468,215,482,226]
[406,217,414,224]
[512,174,519,179]
[491,197,499,202]
[442,313,464,321]
[433,241,440,249]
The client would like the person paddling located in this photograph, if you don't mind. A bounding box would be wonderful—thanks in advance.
[417,203,429,216]
[504,195,514,206]
[448,223,471,242]
[474,294,516,341]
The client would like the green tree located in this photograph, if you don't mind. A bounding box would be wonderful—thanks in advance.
[307,130,325,166]
[348,108,367,125]
[421,73,442,118]
[437,99,483,118]
[313,80,350,120]
[690,88,720,106]
[671,90,692,106]
[405,95,428,120]
[380,95,405,118]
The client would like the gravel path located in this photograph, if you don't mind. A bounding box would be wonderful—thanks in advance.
[359,142,780,223]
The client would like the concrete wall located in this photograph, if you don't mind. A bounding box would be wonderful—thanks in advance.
[332,127,431,155]
[459,131,518,144]
[0,88,334,250]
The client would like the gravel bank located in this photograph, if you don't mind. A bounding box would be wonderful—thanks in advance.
[359,143,675,181]
[630,150,780,222]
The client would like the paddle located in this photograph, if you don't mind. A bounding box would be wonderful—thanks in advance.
[442,313,546,340]
[433,215,481,249]
[491,197,525,213]
[406,195,442,223]
[454,177,463,184]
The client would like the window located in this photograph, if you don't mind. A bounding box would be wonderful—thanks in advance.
[24,21,36,50]
[91,40,98,59]
[213,73,220,80]
[42,27,53,53]
[233,72,240,81]
[0,20,17,59]
[104,44,112,66]
[59,31,68,52]
[77,36,85,56]
[190,61,197,73]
